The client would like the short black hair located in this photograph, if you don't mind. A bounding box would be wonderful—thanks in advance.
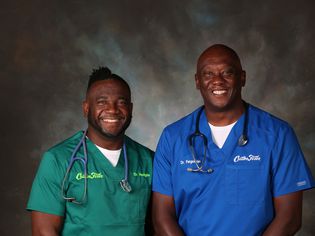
[87,67,130,93]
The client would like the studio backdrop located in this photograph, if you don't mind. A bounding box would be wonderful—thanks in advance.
[1,0,314,235]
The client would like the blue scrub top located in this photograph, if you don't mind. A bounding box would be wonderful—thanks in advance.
[153,104,314,236]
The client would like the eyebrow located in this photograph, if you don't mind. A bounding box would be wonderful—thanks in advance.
[95,95,130,101]
[201,64,236,71]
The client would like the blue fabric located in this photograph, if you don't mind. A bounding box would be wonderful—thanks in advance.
[153,104,314,236]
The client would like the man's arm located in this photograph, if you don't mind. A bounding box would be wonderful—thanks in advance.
[31,211,64,236]
[262,191,303,236]
[152,192,185,236]
[145,194,154,236]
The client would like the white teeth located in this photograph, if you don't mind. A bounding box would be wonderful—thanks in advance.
[213,90,226,95]
[102,119,119,123]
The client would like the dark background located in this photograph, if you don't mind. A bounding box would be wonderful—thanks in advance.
[1,0,314,235]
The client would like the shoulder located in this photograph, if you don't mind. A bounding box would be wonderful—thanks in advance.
[33,132,84,181]
[157,107,202,148]
[47,131,83,152]
[162,107,201,136]
[125,136,154,158]
[43,131,84,163]
[248,104,293,136]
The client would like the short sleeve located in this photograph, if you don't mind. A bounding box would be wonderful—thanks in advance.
[152,129,174,196]
[271,126,314,197]
[26,151,66,216]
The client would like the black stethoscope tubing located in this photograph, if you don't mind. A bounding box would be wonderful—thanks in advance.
[187,102,249,173]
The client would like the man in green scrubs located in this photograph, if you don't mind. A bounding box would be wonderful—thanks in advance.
[27,67,154,236]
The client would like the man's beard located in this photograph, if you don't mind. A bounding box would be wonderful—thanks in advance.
[87,113,132,139]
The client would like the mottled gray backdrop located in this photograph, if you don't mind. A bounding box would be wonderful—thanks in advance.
[1,0,314,235]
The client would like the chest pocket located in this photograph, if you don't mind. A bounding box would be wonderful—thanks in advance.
[102,178,151,224]
[225,163,266,206]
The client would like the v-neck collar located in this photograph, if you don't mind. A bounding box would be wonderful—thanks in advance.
[85,137,125,180]
[198,107,247,163]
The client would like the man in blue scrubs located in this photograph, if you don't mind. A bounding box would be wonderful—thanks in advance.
[152,44,314,236]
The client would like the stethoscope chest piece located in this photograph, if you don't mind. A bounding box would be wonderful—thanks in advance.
[238,134,248,146]
[119,142,132,192]
[120,179,132,192]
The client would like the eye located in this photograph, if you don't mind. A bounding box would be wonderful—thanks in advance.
[117,99,129,107]
[221,69,236,78]
[202,71,215,79]
[96,99,106,105]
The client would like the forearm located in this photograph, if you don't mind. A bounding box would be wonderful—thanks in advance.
[31,211,63,236]
[262,217,301,236]
[262,192,303,236]
[153,202,185,236]
[152,192,185,236]
[153,217,185,236]
[32,228,60,236]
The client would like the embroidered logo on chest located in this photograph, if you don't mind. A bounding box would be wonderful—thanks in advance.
[233,154,261,162]
[76,172,104,180]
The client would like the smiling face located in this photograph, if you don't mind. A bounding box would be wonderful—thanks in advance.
[83,79,133,145]
[195,45,246,114]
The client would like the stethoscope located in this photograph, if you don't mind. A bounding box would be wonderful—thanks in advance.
[187,102,249,173]
[61,130,132,204]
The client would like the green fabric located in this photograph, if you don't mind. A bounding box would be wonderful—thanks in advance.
[27,131,154,236]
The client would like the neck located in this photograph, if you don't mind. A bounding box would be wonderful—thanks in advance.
[205,101,245,126]
[86,129,124,150]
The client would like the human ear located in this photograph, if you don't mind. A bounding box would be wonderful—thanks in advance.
[195,73,200,90]
[241,70,246,87]
[82,101,89,118]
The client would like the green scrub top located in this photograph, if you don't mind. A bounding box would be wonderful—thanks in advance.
[27,131,154,236]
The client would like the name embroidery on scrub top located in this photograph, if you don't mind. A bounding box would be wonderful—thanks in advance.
[180,160,202,165]
[133,172,150,177]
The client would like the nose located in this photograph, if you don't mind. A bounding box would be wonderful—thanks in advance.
[105,102,119,114]
[211,73,225,85]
